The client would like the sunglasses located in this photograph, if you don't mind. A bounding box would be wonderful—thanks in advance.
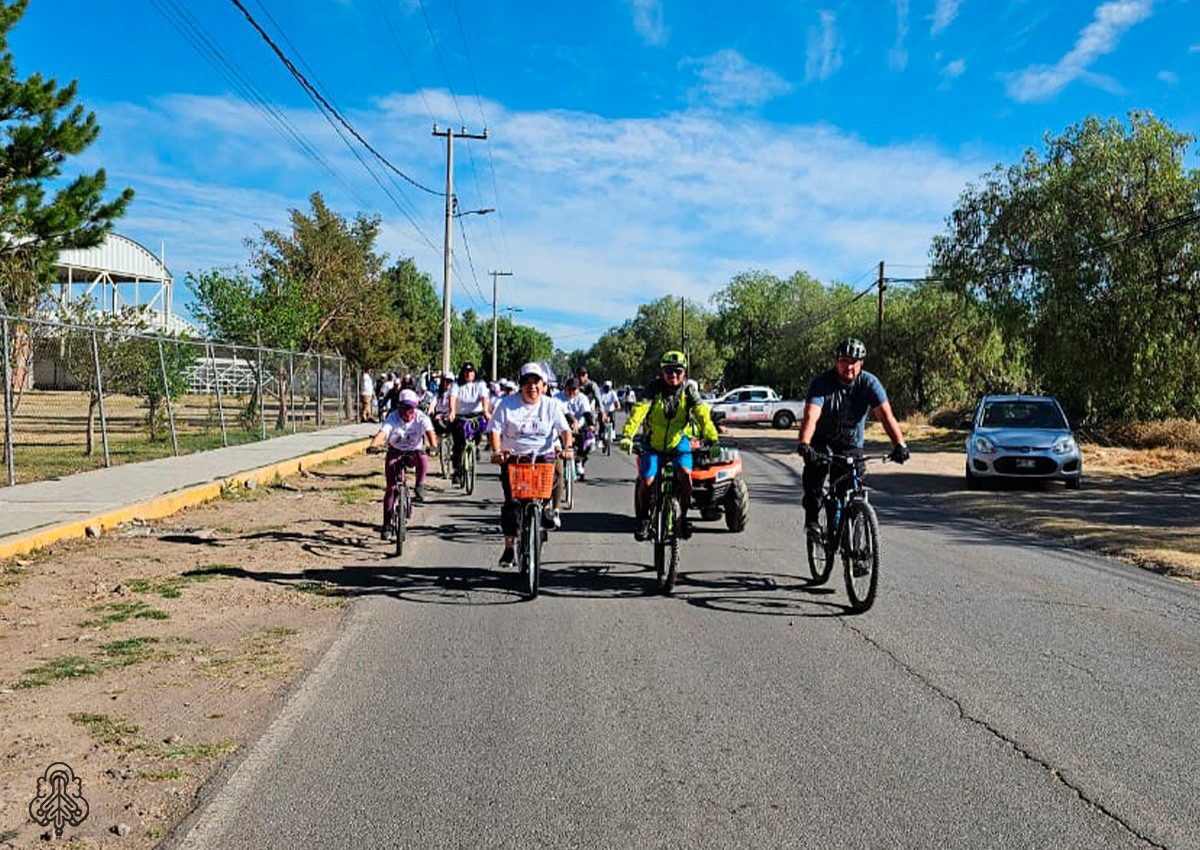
[519,376,542,386]
[662,367,684,376]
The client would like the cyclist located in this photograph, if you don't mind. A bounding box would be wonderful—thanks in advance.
[429,375,454,436]
[556,378,597,480]
[619,351,720,541]
[600,379,622,419]
[796,337,910,535]
[574,365,607,428]
[366,389,437,539]
[488,362,574,566]
[448,362,492,485]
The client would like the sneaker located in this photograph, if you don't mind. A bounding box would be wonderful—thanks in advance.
[414,485,427,503]
[577,463,586,480]
[380,524,392,541]
[542,508,561,530]
[634,517,651,541]
[498,547,516,567]
[678,517,693,540]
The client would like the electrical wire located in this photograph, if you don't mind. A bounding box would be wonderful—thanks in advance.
[455,215,490,306]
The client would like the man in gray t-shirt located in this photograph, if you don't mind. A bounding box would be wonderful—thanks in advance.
[795,338,910,531]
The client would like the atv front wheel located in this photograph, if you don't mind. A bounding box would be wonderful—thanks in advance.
[724,477,749,532]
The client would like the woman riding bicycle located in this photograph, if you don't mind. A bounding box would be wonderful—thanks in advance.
[448,362,492,486]
[366,389,437,540]
[619,351,720,541]
[556,378,597,480]
[487,362,574,567]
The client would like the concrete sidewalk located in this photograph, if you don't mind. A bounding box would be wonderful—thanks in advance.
[0,423,374,556]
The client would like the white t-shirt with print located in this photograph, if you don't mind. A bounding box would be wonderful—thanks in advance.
[432,391,453,416]
[380,409,434,451]
[555,391,594,423]
[600,389,620,413]
[488,394,570,456]
[454,380,490,416]
[361,372,374,396]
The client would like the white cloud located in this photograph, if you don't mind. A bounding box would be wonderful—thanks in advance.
[943,58,967,79]
[684,50,793,108]
[889,0,910,71]
[84,91,985,345]
[931,0,964,36]
[1189,43,1200,53]
[629,0,667,46]
[1005,0,1154,102]
[806,10,843,82]
[1157,70,1178,84]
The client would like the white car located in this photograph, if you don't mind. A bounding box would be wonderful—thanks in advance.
[709,386,805,429]
[965,395,1083,489]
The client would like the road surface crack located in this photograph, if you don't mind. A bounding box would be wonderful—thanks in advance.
[839,620,1170,850]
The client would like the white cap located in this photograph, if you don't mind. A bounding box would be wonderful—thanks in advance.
[398,389,420,407]
[519,362,547,382]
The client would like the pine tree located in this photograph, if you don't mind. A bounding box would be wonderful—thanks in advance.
[0,0,132,314]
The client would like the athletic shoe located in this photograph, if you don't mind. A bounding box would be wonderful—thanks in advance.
[498,547,516,567]
[414,485,427,503]
[634,517,651,541]
[542,508,561,530]
[380,524,392,541]
[678,517,693,540]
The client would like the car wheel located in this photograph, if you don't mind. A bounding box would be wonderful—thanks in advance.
[966,464,984,491]
[772,410,795,430]
[1065,477,1081,490]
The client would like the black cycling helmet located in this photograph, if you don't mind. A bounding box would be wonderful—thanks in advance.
[574,364,589,377]
[833,337,867,360]
[458,362,476,382]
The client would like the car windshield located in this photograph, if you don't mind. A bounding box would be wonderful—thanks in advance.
[980,401,1067,430]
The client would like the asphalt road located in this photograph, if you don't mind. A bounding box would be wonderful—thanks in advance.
[170,438,1200,850]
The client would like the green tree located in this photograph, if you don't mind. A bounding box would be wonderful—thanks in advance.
[932,112,1200,422]
[0,0,132,314]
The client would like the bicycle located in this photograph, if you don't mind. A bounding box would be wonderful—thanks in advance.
[502,454,559,599]
[435,418,453,479]
[456,416,485,495]
[804,451,888,613]
[601,417,615,456]
[632,440,689,594]
[367,446,413,558]
[561,447,577,511]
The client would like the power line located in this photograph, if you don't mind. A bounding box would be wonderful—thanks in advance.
[455,215,489,305]
[228,0,442,197]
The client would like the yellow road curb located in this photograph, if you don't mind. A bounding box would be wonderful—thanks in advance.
[0,438,370,562]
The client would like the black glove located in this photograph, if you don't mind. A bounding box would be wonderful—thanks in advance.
[797,443,818,464]
[889,444,911,464]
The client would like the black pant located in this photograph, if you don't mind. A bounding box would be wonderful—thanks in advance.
[451,415,484,472]
[802,444,865,522]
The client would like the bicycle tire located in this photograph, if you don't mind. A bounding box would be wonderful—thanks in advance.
[464,445,476,495]
[806,503,835,584]
[563,460,575,511]
[521,503,540,599]
[394,484,407,558]
[654,496,679,594]
[842,499,881,613]
[439,439,451,478]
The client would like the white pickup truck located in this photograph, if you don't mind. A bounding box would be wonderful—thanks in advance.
[708,385,806,429]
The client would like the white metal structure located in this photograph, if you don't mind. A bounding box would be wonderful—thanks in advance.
[55,233,173,328]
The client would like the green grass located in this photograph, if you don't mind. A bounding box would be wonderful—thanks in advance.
[165,740,237,759]
[16,655,103,688]
[79,601,170,628]
[114,564,237,601]
[69,712,140,745]
[289,580,341,596]
[337,485,371,505]
[98,636,165,667]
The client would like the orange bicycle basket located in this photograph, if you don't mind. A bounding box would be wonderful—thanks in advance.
[508,462,556,500]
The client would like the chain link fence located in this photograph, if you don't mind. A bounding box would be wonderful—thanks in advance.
[1,312,354,486]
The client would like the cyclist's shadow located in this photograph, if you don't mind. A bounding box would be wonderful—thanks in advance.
[674,569,855,617]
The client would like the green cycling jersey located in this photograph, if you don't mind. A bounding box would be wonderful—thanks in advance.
[621,378,719,451]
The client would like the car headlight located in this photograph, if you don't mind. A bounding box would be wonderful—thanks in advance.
[972,436,996,454]
[1052,436,1076,455]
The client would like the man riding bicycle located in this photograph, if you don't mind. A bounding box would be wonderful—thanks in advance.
[556,378,597,480]
[448,362,492,486]
[796,337,910,534]
[367,389,437,539]
[488,362,574,567]
[574,365,607,428]
[620,350,720,541]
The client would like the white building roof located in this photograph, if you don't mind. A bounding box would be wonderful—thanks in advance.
[56,233,171,283]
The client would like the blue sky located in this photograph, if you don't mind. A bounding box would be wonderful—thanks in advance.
[12,0,1199,348]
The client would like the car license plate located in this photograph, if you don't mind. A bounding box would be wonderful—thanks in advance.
[1016,458,1036,468]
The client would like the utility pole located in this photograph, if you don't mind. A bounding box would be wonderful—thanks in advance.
[489,270,513,382]
[876,260,885,358]
[432,124,487,377]
[680,297,686,351]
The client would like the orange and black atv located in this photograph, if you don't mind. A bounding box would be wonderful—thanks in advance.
[688,441,749,532]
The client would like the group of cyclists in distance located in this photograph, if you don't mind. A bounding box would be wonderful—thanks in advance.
[366,336,912,569]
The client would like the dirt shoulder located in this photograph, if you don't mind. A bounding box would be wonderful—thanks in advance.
[727,423,1200,582]
[0,452,404,849]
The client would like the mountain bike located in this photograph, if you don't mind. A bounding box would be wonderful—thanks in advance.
[436,419,453,479]
[633,440,685,594]
[805,451,888,613]
[504,454,558,599]
[458,416,485,495]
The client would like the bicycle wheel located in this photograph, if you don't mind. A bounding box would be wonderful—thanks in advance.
[439,439,451,478]
[394,484,408,557]
[654,496,679,594]
[464,445,476,495]
[842,500,881,613]
[806,502,835,584]
[562,460,575,511]
[603,425,612,456]
[520,503,541,599]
